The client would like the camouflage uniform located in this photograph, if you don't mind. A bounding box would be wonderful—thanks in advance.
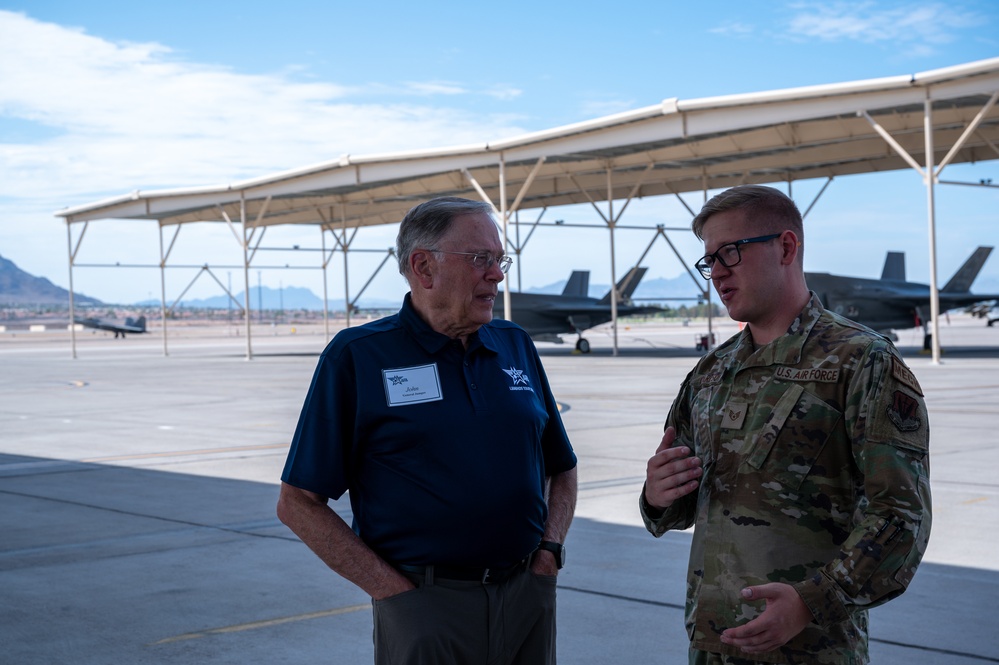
[641,294,931,664]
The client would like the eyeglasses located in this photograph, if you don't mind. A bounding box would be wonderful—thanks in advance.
[432,250,513,274]
[694,233,781,279]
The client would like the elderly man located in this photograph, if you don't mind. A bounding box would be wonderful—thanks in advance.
[641,185,931,664]
[278,196,577,665]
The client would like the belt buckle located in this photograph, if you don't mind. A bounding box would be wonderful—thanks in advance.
[481,568,492,584]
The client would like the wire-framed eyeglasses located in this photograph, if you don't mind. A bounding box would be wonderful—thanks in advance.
[433,250,513,274]
[694,233,781,279]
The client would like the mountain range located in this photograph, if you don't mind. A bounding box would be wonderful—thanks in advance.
[0,255,102,306]
[136,272,705,311]
[12,255,993,311]
[0,255,722,310]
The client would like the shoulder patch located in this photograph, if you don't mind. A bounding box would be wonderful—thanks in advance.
[887,390,922,432]
[891,356,923,397]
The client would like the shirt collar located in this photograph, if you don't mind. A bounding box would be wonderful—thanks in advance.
[719,292,825,368]
[398,293,499,357]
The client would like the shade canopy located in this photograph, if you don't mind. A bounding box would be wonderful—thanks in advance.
[56,58,999,232]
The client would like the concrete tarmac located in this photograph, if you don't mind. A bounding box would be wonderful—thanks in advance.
[2,316,998,664]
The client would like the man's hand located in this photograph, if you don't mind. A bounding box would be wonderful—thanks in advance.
[719,583,814,654]
[276,482,414,600]
[644,427,702,511]
[530,550,560,577]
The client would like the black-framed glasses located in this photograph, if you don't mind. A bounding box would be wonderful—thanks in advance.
[432,250,513,274]
[694,233,781,279]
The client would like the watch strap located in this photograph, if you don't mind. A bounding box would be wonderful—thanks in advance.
[537,540,565,569]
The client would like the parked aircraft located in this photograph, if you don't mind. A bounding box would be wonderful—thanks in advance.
[807,246,999,343]
[495,267,662,352]
[75,315,147,338]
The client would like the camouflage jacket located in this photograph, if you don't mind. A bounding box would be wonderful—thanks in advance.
[641,294,931,664]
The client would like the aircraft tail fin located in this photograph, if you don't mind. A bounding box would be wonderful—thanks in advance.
[943,247,993,293]
[598,267,648,305]
[125,316,147,332]
[561,271,590,297]
[880,251,906,281]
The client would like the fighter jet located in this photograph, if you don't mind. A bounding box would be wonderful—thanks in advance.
[807,246,999,343]
[74,315,147,338]
[495,267,661,353]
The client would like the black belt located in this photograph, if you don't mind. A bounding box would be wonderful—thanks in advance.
[397,558,529,585]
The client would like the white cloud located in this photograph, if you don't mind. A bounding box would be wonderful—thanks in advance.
[372,81,521,100]
[403,81,468,96]
[708,21,757,37]
[484,85,523,101]
[0,10,528,203]
[785,1,981,47]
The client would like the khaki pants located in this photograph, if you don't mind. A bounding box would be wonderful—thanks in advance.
[372,567,557,665]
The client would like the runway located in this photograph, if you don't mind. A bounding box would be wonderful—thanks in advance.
[2,315,998,663]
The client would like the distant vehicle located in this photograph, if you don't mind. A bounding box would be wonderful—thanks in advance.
[695,332,717,352]
[75,315,147,338]
[807,246,999,344]
[965,300,996,319]
[495,267,661,353]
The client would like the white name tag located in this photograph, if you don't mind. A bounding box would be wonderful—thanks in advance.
[382,364,443,407]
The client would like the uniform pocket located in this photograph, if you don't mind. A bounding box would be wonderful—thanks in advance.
[744,385,841,491]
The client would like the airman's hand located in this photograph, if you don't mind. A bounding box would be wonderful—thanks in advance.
[720,583,814,654]
[644,427,702,511]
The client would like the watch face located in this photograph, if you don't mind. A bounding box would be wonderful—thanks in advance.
[540,542,565,568]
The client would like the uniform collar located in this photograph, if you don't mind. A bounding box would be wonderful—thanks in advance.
[719,292,825,368]
[398,293,498,356]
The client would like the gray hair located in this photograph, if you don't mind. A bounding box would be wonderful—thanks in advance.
[396,197,495,276]
[691,185,804,243]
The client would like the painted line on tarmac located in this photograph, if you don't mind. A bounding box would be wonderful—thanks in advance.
[81,443,288,463]
[560,584,684,610]
[578,476,647,491]
[149,603,371,645]
[561,586,999,662]
[872,638,999,663]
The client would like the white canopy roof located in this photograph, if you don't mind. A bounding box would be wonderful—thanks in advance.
[57,57,999,231]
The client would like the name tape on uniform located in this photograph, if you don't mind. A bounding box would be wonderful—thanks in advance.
[774,366,840,383]
[891,356,923,396]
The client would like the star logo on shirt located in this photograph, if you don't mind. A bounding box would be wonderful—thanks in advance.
[502,367,530,386]
[387,375,408,385]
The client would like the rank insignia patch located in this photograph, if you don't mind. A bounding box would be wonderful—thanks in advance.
[721,401,747,429]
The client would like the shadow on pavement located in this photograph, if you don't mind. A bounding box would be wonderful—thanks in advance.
[2,455,996,664]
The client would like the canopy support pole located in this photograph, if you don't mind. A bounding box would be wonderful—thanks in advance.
[67,223,77,359]
[240,195,253,360]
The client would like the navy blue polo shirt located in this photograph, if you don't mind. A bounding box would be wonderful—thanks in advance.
[282,293,576,569]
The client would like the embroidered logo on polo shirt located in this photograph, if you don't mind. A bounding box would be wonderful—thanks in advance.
[502,366,535,392]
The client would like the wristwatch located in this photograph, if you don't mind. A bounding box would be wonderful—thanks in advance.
[537,540,566,569]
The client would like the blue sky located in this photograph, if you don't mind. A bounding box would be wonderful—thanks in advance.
[1,1,998,305]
